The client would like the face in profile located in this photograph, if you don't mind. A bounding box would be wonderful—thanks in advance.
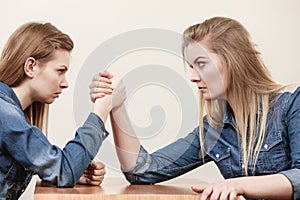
[30,49,70,104]
[185,41,228,101]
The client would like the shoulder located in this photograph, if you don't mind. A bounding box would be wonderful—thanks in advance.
[281,83,300,93]
[0,96,23,118]
[277,84,300,118]
[0,97,27,132]
[276,84,300,103]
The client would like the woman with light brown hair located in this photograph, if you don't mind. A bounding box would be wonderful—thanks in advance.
[91,16,300,200]
[0,22,125,199]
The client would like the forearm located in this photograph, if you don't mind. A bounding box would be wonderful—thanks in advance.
[32,113,107,186]
[93,98,111,122]
[110,104,141,170]
[229,174,293,199]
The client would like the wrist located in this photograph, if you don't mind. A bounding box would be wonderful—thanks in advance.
[93,98,111,122]
[225,177,245,196]
[112,102,125,113]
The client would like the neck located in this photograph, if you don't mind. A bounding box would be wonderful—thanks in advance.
[12,83,33,110]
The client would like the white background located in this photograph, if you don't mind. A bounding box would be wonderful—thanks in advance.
[0,0,299,199]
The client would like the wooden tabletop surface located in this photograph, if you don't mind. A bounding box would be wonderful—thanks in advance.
[34,177,206,200]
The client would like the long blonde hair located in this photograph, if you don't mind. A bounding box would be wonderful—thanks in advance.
[0,22,73,134]
[182,17,284,174]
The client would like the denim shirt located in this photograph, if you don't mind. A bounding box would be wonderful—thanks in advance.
[123,87,300,200]
[0,82,109,200]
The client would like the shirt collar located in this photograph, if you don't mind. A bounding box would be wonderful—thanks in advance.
[0,81,23,110]
[222,102,237,129]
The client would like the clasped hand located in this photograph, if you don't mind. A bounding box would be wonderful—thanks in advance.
[89,71,126,111]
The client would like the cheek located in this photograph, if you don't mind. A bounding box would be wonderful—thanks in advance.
[40,76,59,92]
[45,73,59,83]
[203,66,222,85]
[219,67,228,91]
[213,62,227,87]
[204,69,227,96]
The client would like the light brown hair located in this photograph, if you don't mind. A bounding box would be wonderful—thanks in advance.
[0,22,73,133]
[182,16,284,174]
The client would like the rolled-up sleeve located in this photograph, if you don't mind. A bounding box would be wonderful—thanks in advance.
[77,112,109,157]
[2,111,109,187]
[122,127,207,184]
[279,169,300,199]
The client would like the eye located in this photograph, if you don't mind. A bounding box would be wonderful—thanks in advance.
[197,61,206,68]
[57,69,66,74]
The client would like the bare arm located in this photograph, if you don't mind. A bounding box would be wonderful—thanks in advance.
[192,173,293,200]
[110,104,141,170]
[90,71,140,170]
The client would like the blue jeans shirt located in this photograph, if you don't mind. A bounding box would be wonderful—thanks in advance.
[123,87,300,200]
[0,82,109,200]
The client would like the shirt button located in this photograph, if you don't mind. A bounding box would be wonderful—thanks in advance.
[264,144,268,149]
[102,131,107,137]
[216,154,220,159]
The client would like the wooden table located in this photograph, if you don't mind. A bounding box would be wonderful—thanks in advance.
[34,177,206,200]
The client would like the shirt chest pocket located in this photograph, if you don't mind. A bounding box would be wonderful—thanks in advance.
[207,145,233,178]
[255,131,290,174]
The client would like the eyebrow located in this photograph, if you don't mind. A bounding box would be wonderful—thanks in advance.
[59,65,69,71]
[193,56,208,64]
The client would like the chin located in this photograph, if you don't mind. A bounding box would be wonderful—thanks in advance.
[45,99,55,104]
[203,95,213,100]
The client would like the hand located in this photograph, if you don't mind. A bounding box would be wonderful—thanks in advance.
[110,75,127,110]
[78,160,106,186]
[89,71,114,103]
[192,180,243,200]
[91,71,127,111]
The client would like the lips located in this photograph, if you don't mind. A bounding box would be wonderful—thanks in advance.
[198,86,208,93]
[54,92,61,98]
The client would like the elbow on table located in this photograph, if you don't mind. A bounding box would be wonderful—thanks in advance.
[124,173,164,185]
[53,176,77,188]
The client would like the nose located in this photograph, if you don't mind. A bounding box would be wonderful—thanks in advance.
[61,77,69,89]
[190,67,201,83]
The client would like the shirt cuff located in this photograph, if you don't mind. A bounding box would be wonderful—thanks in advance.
[79,112,110,157]
[122,146,151,182]
[85,112,109,138]
[279,168,300,200]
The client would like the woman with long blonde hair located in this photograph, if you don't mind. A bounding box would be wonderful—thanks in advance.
[0,22,124,199]
[91,17,299,200]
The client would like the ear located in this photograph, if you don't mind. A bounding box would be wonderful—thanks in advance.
[24,57,36,78]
